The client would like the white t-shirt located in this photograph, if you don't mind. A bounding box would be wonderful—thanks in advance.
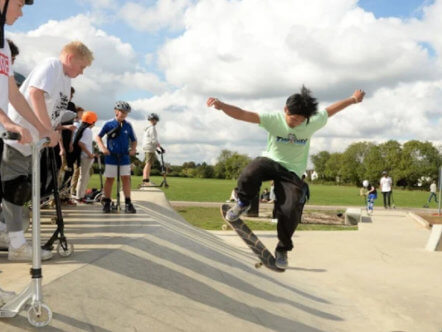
[430,183,437,193]
[142,125,158,152]
[0,40,13,114]
[79,127,93,158]
[380,176,392,192]
[7,57,71,156]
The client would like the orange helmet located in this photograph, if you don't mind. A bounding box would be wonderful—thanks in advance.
[82,111,97,125]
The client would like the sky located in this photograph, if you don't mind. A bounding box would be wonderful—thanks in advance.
[6,0,442,166]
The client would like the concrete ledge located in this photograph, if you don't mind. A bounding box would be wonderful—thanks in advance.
[426,224,442,251]
[345,208,361,225]
[407,212,431,229]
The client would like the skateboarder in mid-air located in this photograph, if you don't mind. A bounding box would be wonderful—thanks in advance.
[207,87,365,269]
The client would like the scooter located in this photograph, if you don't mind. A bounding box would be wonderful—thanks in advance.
[141,148,169,188]
[0,136,53,327]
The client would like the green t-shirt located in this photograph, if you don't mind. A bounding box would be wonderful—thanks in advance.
[259,109,328,176]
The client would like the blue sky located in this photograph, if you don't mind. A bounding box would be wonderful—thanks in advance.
[6,0,442,165]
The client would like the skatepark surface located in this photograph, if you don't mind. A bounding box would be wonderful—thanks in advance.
[1,187,441,331]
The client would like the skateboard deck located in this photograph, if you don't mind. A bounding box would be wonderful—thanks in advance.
[220,204,285,272]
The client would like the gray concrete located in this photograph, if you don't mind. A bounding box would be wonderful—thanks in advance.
[0,187,441,331]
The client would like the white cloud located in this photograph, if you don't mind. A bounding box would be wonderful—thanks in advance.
[120,0,192,32]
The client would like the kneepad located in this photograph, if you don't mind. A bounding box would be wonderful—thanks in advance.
[2,175,32,205]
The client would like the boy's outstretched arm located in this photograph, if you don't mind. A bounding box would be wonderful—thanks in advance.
[326,89,365,118]
[207,97,260,124]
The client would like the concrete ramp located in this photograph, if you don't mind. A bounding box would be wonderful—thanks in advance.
[1,189,442,331]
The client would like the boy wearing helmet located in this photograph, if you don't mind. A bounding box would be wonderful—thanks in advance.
[96,101,137,213]
[141,112,164,187]
[207,87,365,269]
[72,111,97,202]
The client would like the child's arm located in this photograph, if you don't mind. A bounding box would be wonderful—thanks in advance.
[0,108,32,144]
[95,135,110,155]
[78,141,94,159]
[28,86,53,130]
[129,140,137,156]
[207,98,260,124]
[325,89,365,118]
[8,78,58,145]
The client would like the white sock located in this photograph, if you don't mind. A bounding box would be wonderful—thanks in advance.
[0,222,7,232]
[8,231,26,249]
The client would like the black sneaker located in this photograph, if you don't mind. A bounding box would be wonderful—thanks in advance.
[103,199,111,213]
[125,203,136,214]
[275,250,288,269]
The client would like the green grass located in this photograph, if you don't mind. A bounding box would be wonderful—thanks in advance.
[87,175,432,208]
[173,206,357,231]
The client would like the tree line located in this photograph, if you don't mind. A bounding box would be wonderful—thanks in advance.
[311,140,441,188]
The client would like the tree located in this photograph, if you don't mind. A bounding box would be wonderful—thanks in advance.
[362,145,384,185]
[323,153,343,182]
[398,140,442,188]
[340,142,374,185]
[378,140,402,184]
[214,149,251,179]
[311,151,330,180]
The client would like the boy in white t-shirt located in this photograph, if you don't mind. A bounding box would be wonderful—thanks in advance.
[1,40,93,261]
[0,0,60,306]
[380,171,393,209]
[207,87,365,268]
[141,113,164,187]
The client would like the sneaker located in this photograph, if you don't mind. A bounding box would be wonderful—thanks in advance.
[275,250,288,269]
[225,201,250,222]
[125,203,136,214]
[0,288,16,307]
[8,243,53,261]
[0,231,9,248]
[103,199,111,213]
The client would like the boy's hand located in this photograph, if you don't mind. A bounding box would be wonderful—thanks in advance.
[40,129,59,147]
[129,150,136,156]
[352,89,365,103]
[206,97,223,110]
[102,147,110,156]
[5,124,32,144]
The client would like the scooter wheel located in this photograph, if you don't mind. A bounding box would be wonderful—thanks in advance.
[221,224,228,231]
[27,303,52,327]
[57,241,74,257]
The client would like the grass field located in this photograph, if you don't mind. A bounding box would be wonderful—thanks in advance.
[87,174,436,208]
[176,206,358,231]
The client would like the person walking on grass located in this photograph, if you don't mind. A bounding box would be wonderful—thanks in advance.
[207,86,365,269]
[424,180,439,208]
[141,113,164,187]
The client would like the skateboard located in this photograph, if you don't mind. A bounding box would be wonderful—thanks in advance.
[220,204,285,273]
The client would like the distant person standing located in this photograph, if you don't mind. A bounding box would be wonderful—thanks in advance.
[380,171,392,209]
[424,180,439,208]
[141,113,164,187]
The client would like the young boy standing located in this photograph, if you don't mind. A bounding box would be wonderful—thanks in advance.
[96,101,137,214]
[141,113,164,187]
[1,39,93,261]
[207,87,365,268]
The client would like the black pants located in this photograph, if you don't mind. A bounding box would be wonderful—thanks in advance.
[236,157,307,252]
[382,191,391,208]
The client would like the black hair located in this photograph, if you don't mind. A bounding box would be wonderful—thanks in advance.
[285,86,318,124]
[6,39,19,58]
